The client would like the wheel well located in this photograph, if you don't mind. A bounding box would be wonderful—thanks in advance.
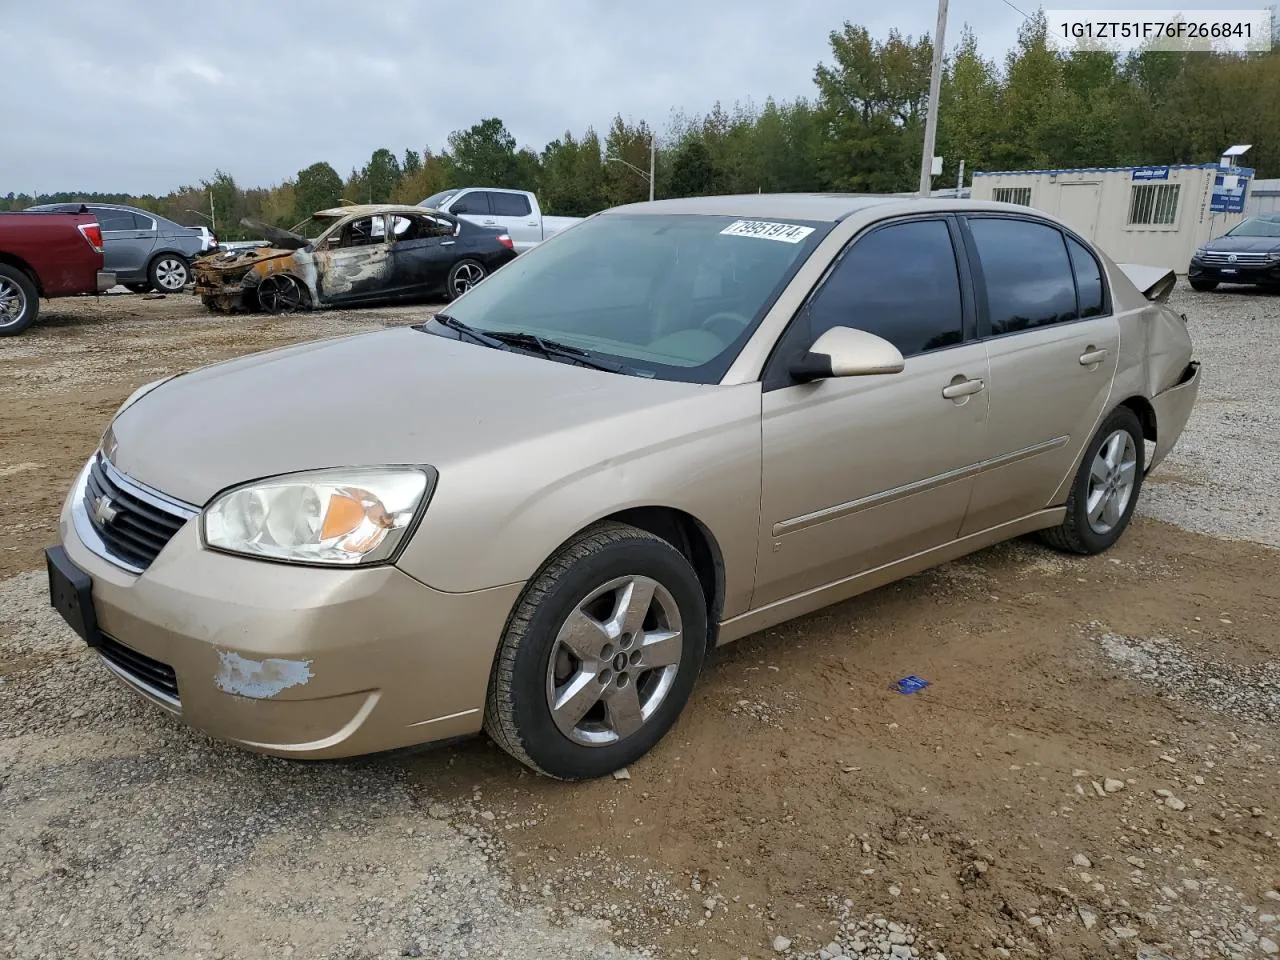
[1119,395,1157,443]
[0,253,40,295]
[606,507,725,647]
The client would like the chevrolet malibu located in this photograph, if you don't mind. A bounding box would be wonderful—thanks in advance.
[47,195,1201,780]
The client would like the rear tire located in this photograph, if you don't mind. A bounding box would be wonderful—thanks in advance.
[1039,406,1145,555]
[0,264,39,336]
[1189,279,1218,292]
[484,522,708,780]
[148,254,189,293]
[446,259,487,300]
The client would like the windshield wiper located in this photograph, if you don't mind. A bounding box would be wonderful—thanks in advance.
[485,330,631,373]
[428,313,506,349]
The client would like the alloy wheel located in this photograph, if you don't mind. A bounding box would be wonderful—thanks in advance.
[1086,429,1138,535]
[154,257,188,291]
[545,575,684,747]
[0,277,26,328]
[256,275,303,314]
[451,262,485,297]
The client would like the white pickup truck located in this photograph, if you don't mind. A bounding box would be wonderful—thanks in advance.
[419,188,582,253]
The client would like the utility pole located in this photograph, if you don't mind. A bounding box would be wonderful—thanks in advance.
[209,188,216,232]
[649,136,656,203]
[918,0,950,197]
[957,159,965,196]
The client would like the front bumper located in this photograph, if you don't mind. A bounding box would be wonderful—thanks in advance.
[55,474,523,758]
[96,271,116,292]
[1188,258,1280,284]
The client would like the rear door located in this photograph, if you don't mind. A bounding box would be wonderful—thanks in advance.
[386,213,460,298]
[92,207,153,279]
[488,191,540,251]
[957,216,1120,536]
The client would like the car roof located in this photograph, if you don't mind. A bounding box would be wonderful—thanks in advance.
[314,204,449,218]
[602,193,1050,223]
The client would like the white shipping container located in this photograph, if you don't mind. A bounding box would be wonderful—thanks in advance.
[971,163,1253,273]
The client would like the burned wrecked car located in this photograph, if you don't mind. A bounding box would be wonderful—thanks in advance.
[194,204,519,314]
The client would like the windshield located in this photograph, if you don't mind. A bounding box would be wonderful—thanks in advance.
[437,213,830,383]
[1226,216,1280,238]
[422,190,459,209]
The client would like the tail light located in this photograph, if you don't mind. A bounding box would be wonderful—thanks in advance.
[497,233,514,251]
[78,222,104,254]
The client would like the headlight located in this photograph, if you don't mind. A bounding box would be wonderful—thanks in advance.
[202,467,435,566]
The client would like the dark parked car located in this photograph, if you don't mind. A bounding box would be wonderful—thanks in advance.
[27,202,204,293]
[194,204,518,313]
[1188,214,1280,291]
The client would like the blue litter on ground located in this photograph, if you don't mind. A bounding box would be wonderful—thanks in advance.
[894,675,931,695]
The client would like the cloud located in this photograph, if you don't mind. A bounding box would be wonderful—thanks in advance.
[0,0,1248,194]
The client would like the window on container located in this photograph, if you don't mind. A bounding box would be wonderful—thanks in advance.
[993,187,1032,206]
[1127,183,1180,226]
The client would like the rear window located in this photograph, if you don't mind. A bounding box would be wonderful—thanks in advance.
[491,192,533,217]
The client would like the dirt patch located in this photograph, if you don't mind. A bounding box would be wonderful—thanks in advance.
[2,290,1278,960]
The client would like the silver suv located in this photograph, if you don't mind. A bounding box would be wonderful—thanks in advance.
[28,202,205,293]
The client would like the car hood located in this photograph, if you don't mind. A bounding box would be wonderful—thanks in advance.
[109,328,710,505]
[1202,235,1280,253]
[195,245,297,273]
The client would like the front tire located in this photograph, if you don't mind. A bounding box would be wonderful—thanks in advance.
[148,254,189,293]
[484,522,708,780]
[1040,406,1145,555]
[1189,279,1218,292]
[0,264,38,336]
[446,259,487,300]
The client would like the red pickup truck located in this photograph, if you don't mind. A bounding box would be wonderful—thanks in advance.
[0,209,115,336]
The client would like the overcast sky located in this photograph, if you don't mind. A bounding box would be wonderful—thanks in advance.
[0,0,1257,195]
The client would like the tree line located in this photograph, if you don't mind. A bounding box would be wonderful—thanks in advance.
[5,13,1278,238]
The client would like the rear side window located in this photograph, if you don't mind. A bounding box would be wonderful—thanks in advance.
[805,219,964,357]
[131,212,156,230]
[1067,236,1105,318]
[451,191,492,216]
[968,218,1077,335]
[93,208,136,231]
[490,192,532,217]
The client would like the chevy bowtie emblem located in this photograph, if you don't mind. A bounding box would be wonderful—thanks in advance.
[91,494,120,526]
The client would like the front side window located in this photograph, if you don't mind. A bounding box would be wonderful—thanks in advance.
[330,216,386,248]
[1128,183,1180,226]
[450,191,492,216]
[968,218,1077,335]
[490,192,533,217]
[391,215,453,241]
[804,219,964,357]
[437,213,829,383]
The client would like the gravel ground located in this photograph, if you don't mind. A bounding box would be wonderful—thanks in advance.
[1138,288,1280,548]
[2,287,1279,960]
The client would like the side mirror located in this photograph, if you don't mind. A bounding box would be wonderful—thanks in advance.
[450,202,468,214]
[789,326,905,382]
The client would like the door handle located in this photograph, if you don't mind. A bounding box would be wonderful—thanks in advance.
[941,377,985,400]
[440,240,455,246]
[527,221,538,226]
[483,219,497,225]
[1079,347,1109,366]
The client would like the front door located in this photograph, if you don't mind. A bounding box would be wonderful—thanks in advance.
[313,215,393,304]
[754,217,990,607]
[957,216,1121,535]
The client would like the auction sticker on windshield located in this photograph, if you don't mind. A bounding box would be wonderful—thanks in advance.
[720,220,815,243]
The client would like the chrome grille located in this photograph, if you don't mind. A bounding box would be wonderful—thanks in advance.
[1200,251,1271,265]
[79,456,196,572]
